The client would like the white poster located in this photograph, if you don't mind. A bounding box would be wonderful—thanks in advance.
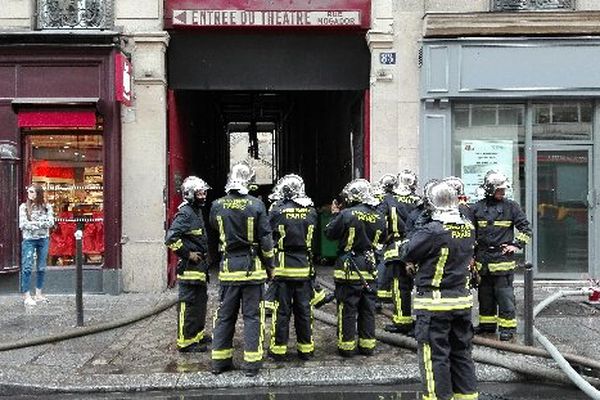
[461,139,514,200]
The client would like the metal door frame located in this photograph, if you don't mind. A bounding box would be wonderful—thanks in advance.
[531,143,593,279]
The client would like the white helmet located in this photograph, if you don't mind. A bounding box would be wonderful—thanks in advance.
[397,169,418,195]
[425,181,463,224]
[482,170,510,197]
[377,173,398,194]
[225,161,255,195]
[341,178,378,207]
[270,174,313,207]
[443,176,465,196]
[181,176,211,203]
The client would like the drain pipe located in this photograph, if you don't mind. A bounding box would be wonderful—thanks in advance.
[533,288,600,399]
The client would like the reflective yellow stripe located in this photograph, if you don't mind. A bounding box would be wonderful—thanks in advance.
[334,269,376,281]
[377,289,393,299]
[216,216,226,253]
[359,338,376,349]
[423,343,436,399]
[516,232,530,244]
[344,227,355,252]
[497,317,517,328]
[269,300,280,352]
[413,295,473,311]
[310,288,326,306]
[373,229,382,247]
[278,224,286,250]
[167,239,183,251]
[479,315,497,324]
[454,393,479,400]
[278,250,285,269]
[297,341,314,353]
[392,278,413,324]
[177,330,205,348]
[391,207,398,236]
[244,351,263,362]
[177,270,206,281]
[337,302,356,351]
[212,348,233,360]
[270,344,287,355]
[262,249,274,258]
[488,261,516,272]
[218,269,268,282]
[188,228,203,235]
[177,302,185,347]
[477,220,488,227]
[273,267,312,278]
[493,220,512,227]
[384,247,399,260]
[431,247,448,288]
[247,217,254,243]
[475,262,483,271]
[245,300,265,363]
[306,225,314,249]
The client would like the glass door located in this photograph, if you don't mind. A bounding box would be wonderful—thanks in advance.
[534,146,592,278]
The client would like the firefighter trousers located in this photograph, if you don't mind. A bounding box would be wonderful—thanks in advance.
[415,309,478,400]
[377,259,394,303]
[335,282,377,355]
[389,261,415,329]
[269,280,314,356]
[211,284,265,371]
[477,273,517,333]
[177,282,208,350]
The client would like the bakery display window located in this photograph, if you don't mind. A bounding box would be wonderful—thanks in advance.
[25,134,104,266]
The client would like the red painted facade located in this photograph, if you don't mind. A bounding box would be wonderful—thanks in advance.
[164,0,371,29]
[0,47,122,272]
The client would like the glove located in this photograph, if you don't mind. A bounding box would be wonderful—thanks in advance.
[405,262,416,277]
[188,251,202,263]
[501,244,520,255]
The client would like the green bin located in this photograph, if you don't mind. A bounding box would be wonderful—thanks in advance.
[318,210,338,260]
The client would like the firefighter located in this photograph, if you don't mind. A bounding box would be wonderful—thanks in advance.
[401,180,478,400]
[267,174,318,361]
[165,176,212,353]
[374,174,414,335]
[471,171,531,341]
[209,162,274,377]
[325,179,386,357]
[443,176,472,222]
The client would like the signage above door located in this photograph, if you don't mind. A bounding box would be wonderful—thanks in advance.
[165,0,371,29]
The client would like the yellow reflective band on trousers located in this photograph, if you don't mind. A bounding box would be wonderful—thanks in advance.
[297,341,314,353]
[177,302,205,348]
[493,220,512,227]
[392,279,413,324]
[274,266,311,278]
[247,217,255,243]
[454,392,479,399]
[278,224,286,250]
[216,216,227,253]
[269,300,284,354]
[177,270,206,281]
[422,343,437,400]
[310,288,327,306]
[337,302,356,351]
[359,337,376,349]
[344,227,355,252]
[334,269,376,281]
[188,228,203,235]
[488,261,516,273]
[218,269,268,282]
[262,249,274,258]
[377,289,393,299]
[431,247,449,288]
[212,348,233,360]
[497,317,517,328]
[516,231,530,244]
[167,239,183,251]
[479,315,497,324]
[413,295,473,311]
[245,301,265,363]
[306,225,314,249]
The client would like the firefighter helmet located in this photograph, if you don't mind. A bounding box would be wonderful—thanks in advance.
[270,174,313,207]
[482,170,510,197]
[342,178,378,206]
[443,176,465,196]
[377,173,398,194]
[425,180,463,224]
[181,176,211,203]
[397,169,418,195]
[225,161,255,195]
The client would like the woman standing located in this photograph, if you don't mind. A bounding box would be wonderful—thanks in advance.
[19,184,54,306]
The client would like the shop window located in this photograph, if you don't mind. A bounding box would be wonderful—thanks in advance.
[25,134,104,267]
[533,101,592,140]
[452,103,526,205]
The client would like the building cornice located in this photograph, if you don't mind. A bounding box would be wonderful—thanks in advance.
[424,11,600,38]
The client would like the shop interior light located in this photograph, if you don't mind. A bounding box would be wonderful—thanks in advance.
[63,145,70,149]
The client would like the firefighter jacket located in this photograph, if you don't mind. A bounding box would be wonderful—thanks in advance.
[325,203,386,284]
[470,197,531,275]
[376,193,408,263]
[209,192,274,285]
[269,199,318,281]
[401,219,476,312]
[165,202,209,283]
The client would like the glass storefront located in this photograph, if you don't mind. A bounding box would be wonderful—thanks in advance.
[451,101,593,277]
[25,134,104,267]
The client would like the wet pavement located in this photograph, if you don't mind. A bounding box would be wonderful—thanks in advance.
[0,267,598,399]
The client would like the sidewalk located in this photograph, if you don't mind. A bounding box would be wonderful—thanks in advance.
[0,280,597,395]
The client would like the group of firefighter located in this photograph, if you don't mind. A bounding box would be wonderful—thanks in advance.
[165,161,531,400]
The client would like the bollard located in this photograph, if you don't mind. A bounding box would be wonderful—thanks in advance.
[523,262,534,346]
[75,225,84,327]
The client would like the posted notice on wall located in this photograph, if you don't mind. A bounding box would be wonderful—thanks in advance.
[461,139,514,200]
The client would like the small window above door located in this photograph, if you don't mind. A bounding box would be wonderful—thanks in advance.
[533,101,592,140]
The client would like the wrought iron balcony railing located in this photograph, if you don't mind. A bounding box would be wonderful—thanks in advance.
[36,0,114,30]
[491,0,575,11]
